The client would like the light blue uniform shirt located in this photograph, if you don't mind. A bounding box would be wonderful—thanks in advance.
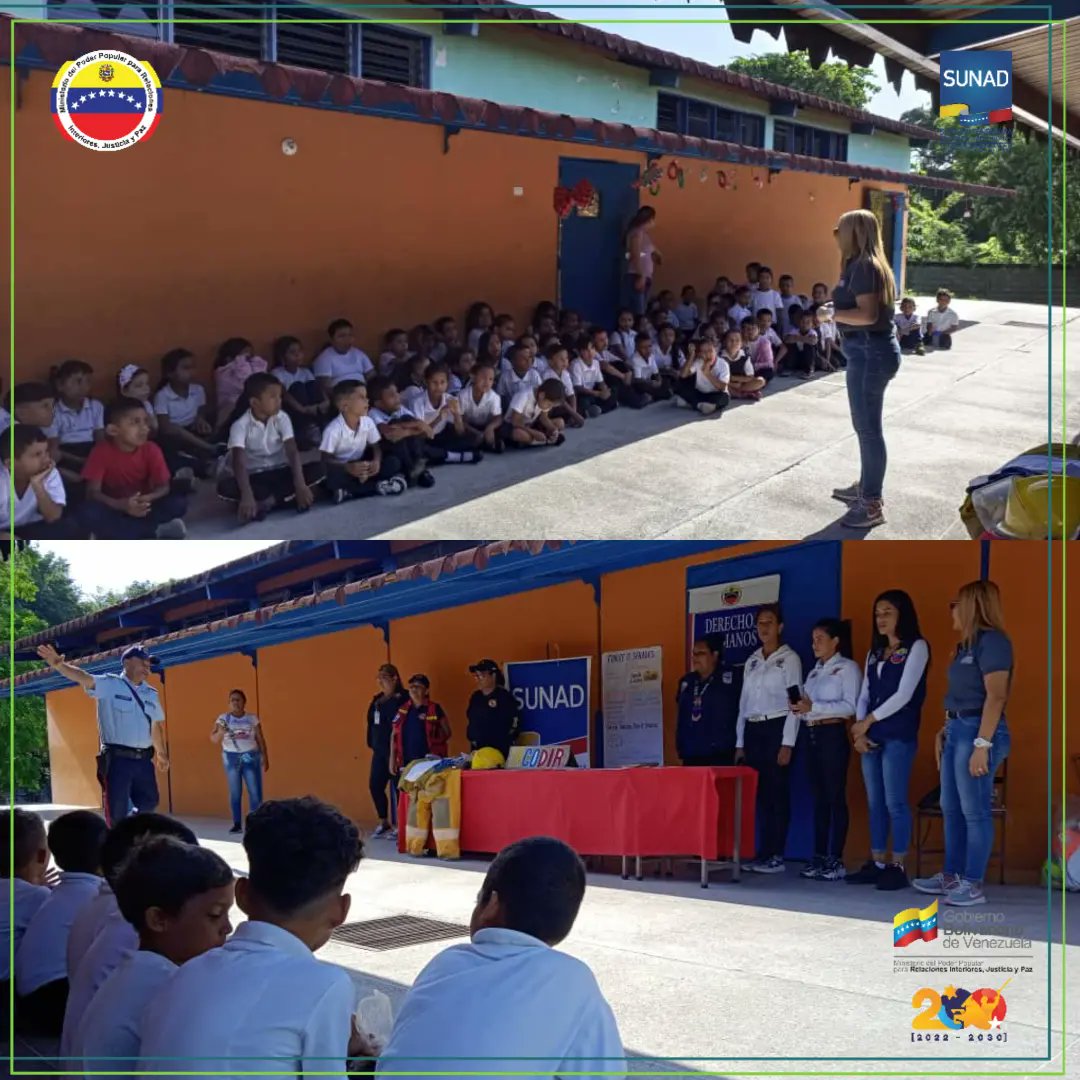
[85,673,164,749]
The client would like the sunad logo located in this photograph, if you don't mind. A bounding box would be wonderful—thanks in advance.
[940,50,1012,125]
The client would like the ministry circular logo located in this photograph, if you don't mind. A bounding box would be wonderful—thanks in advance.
[51,50,162,151]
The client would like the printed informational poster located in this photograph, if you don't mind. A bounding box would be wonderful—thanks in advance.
[505,656,591,767]
[601,646,664,767]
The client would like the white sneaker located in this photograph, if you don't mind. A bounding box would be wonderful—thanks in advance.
[912,871,962,895]
[753,855,786,874]
[372,823,390,838]
[697,402,718,416]
[377,475,407,496]
[154,518,187,540]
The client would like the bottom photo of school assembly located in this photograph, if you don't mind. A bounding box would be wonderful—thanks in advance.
[4,539,1074,1075]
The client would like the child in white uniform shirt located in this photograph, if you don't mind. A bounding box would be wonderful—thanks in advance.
[674,340,730,416]
[459,361,504,451]
[313,318,375,391]
[1,810,51,988]
[728,286,754,330]
[652,324,683,390]
[117,366,158,435]
[784,309,820,379]
[924,290,960,350]
[16,810,108,1036]
[76,836,234,1077]
[502,379,566,448]
[721,330,767,402]
[777,275,805,335]
[740,319,776,383]
[319,381,407,502]
[570,337,616,416]
[367,377,437,488]
[497,345,543,411]
[592,327,651,410]
[272,336,329,449]
[673,285,700,334]
[153,349,222,475]
[378,328,410,377]
[752,267,785,326]
[45,359,105,481]
[139,797,366,1079]
[218,373,322,524]
[11,382,56,433]
[629,333,672,402]
[610,309,637,362]
[62,813,198,1061]
[378,837,624,1080]
[894,298,923,355]
[409,363,483,462]
[1,425,83,541]
[755,310,788,372]
[540,343,586,427]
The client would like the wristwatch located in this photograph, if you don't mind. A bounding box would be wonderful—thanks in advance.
[973,737,992,749]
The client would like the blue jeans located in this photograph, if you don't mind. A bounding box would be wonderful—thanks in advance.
[860,738,917,856]
[940,714,1010,882]
[223,751,263,827]
[843,329,901,501]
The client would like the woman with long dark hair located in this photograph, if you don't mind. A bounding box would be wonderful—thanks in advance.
[624,206,661,316]
[847,590,929,891]
[827,209,902,530]
[914,580,1012,906]
[210,689,269,834]
[792,618,862,881]
[367,663,409,838]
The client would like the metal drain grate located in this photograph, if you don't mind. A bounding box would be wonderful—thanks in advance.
[1005,320,1050,330]
[331,915,470,951]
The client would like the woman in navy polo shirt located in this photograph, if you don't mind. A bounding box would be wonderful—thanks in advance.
[914,580,1012,907]
[846,590,929,891]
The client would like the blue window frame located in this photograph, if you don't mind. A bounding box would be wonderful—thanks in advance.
[656,92,765,148]
[773,120,849,162]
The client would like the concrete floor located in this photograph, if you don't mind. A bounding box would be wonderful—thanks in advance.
[181,297,1079,542]
[17,806,1078,1078]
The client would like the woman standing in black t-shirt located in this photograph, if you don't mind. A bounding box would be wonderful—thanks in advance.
[367,663,408,838]
[825,209,902,531]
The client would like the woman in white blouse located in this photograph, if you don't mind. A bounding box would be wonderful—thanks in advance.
[792,618,863,881]
[210,689,270,834]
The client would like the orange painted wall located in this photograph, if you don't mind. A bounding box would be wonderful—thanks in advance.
[4,69,889,387]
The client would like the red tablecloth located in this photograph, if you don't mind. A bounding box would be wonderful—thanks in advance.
[397,766,756,860]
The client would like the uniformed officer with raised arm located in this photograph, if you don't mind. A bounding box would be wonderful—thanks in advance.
[36,643,170,825]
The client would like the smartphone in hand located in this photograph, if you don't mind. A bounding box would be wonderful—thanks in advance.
[786,685,802,706]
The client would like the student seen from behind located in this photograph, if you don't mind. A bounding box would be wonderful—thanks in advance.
[1,810,51,996]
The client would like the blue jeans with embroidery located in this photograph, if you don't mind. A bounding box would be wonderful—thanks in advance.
[223,751,263,828]
[940,714,1009,882]
[860,737,917,856]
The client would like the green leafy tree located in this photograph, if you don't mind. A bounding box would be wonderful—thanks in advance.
[85,580,161,612]
[727,51,880,110]
[25,549,90,626]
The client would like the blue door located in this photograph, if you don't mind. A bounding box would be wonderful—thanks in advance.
[557,158,640,326]
[891,192,907,293]
[686,541,843,861]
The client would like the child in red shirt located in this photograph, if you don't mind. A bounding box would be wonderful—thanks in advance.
[80,398,189,539]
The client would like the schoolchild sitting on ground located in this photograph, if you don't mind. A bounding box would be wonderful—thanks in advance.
[45,360,104,485]
[218,372,322,523]
[367,376,437,488]
[459,360,504,451]
[593,326,651,409]
[74,836,234,1075]
[378,837,624,1080]
[629,332,672,401]
[497,344,542,408]
[559,308,583,340]
[722,330,767,401]
[465,301,495,352]
[319,381,407,503]
[272,336,329,448]
[784,309,820,380]
[493,313,518,359]
[813,305,841,372]
[530,301,557,338]
[674,340,730,416]
[570,336,616,416]
[1,809,50,996]
[715,275,735,297]
[138,798,366,1078]
[214,338,268,430]
[408,362,483,463]
[610,308,637,361]
[894,298,922,355]
[117,366,157,433]
[16,810,108,1037]
[502,378,566,448]
[756,309,789,371]
[62,813,199,1062]
[745,261,762,289]
[314,318,375,392]
[390,674,452,774]
[11,381,56,432]
[514,333,541,375]
[811,281,830,308]
[652,324,684,389]
[924,289,959,350]
[2,425,85,541]
[444,347,476,394]
[674,285,700,334]
[741,319,776,383]
[432,316,460,363]
[79,399,189,540]
[752,266,785,328]
[153,349,222,476]
[540,343,586,427]
[477,329,506,378]
[777,275,805,334]
[728,286,754,329]
[379,328,411,376]
[398,353,431,406]
[408,324,438,364]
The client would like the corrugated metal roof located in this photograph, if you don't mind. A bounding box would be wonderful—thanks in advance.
[0,17,1013,197]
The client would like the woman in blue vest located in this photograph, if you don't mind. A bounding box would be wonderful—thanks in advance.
[914,580,1012,907]
[846,590,929,891]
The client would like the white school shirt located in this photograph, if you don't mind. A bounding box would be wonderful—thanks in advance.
[787,329,819,347]
[312,346,374,386]
[398,384,428,414]
[802,653,863,722]
[271,366,316,392]
[67,881,117,979]
[570,357,604,391]
[460,387,502,426]
[691,356,730,395]
[817,320,838,347]
[61,905,139,1058]
[762,327,784,349]
[610,329,636,359]
[855,639,931,722]
[0,464,66,528]
[44,398,105,444]
[369,403,416,427]
[778,294,804,327]
[508,389,542,425]
[752,288,784,316]
[227,409,294,473]
[894,313,921,336]
[319,414,381,463]
[0,878,50,981]
[77,950,178,1077]
[728,304,752,326]
[498,367,541,401]
[152,383,206,428]
[378,351,405,376]
[406,391,453,437]
[138,920,355,1080]
[674,302,699,331]
[215,711,261,754]
[628,352,659,380]
[381,928,624,1080]
[537,361,575,399]
[466,328,486,352]
[925,306,960,334]
[652,345,679,372]
[16,871,103,995]
[736,644,803,749]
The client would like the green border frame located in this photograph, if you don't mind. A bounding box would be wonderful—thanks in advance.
[5,2,1070,1075]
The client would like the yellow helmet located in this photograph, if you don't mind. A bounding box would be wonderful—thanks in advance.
[471,747,506,771]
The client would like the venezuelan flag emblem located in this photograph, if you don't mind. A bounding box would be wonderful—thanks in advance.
[51,50,162,151]
[893,899,939,948]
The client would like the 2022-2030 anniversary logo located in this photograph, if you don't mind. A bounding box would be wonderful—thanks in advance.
[51,51,163,151]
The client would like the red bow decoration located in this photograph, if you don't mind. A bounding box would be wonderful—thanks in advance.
[553,186,573,218]
[570,178,595,209]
